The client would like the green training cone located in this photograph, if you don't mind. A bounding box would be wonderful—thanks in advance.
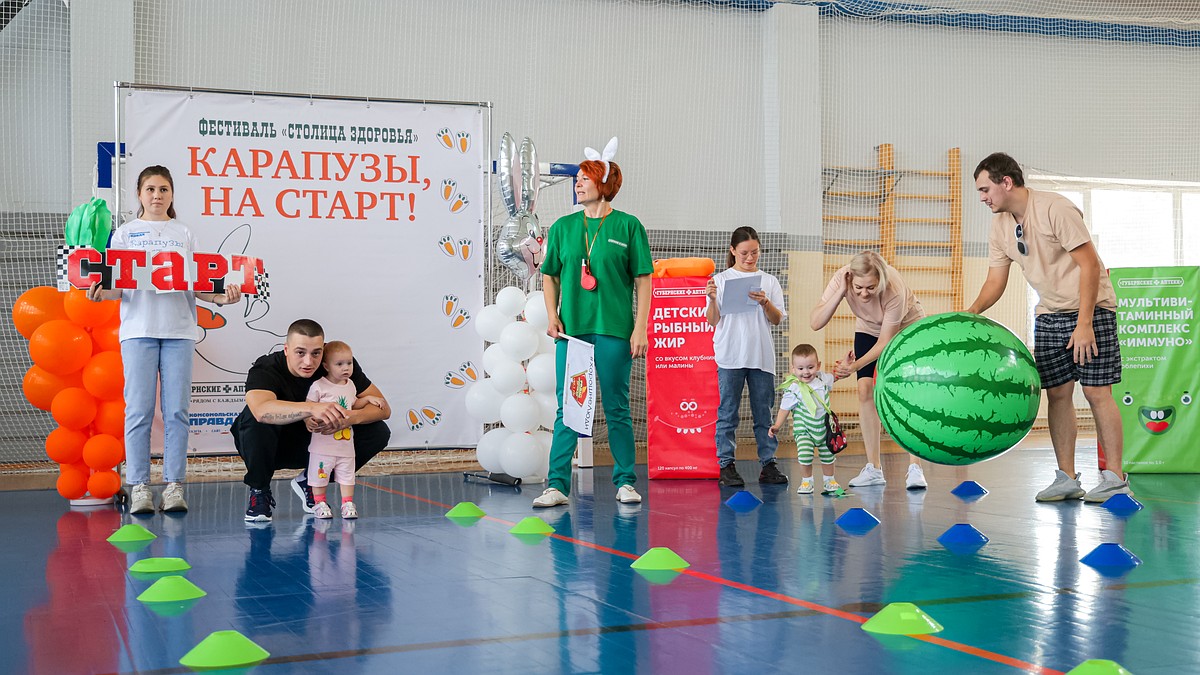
[143,599,202,618]
[862,602,943,635]
[446,502,486,518]
[1066,660,1134,675]
[511,533,551,546]
[446,515,484,528]
[634,569,683,585]
[630,547,690,571]
[108,523,157,543]
[179,630,269,670]
[129,557,192,574]
[509,516,555,535]
[137,575,207,603]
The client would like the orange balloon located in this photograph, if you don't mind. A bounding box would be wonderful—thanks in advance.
[91,317,121,352]
[11,286,67,339]
[22,365,84,411]
[45,426,89,464]
[50,387,97,430]
[63,288,118,328]
[93,399,125,438]
[29,319,93,375]
[87,469,122,499]
[82,433,124,470]
[82,351,125,401]
[56,464,90,500]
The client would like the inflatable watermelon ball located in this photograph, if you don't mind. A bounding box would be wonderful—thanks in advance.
[874,312,1041,465]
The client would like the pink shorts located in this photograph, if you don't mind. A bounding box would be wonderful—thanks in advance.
[307,453,356,487]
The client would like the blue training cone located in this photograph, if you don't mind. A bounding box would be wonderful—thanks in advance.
[950,480,988,500]
[724,490,763,513]
[835,507,880,535]
[1081,543,1141,577]
[1100,493,1143,515]
[937,523,989,555]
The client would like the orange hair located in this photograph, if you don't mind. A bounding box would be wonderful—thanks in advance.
[578,160,623,202]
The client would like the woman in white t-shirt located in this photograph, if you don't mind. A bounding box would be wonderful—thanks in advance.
[811,250,927,490]
[705,226,788,488]
[87,165,241,514]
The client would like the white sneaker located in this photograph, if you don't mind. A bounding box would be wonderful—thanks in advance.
[1036,469,1085,502]
[160,483,188,512]
[1084,470,1133,503]
[848,463,886,487]
[130,484,154,514]
[822,476,841,495]
[796,478,814,494]
[905,464,928,490]
[313,501,334,519]
[616,485,642,503]
[532,487,569,508]
[341,501,359,519]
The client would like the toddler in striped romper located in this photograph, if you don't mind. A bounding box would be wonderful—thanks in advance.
[770,344,842,495]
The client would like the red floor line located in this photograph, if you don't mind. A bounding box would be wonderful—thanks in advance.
[358,480,1065,675]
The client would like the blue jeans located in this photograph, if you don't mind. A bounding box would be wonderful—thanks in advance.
[121,338,194,485]
[715,367,778,468]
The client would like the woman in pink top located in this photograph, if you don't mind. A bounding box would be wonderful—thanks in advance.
[810,251,928,490]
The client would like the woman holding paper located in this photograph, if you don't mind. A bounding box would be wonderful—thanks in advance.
[810,250,927,490]
[534,138,654,509]
[86,165,241,514]
[705,226,788,488]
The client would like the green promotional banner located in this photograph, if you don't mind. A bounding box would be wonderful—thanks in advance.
[1111,266,1199,473]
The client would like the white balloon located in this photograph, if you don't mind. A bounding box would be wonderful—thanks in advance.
[525,353,556,392]
[464,379,505,423]
[500,392,541,433]
[488,360,526,395]
[476,427,512,473]
[495,286,528,317]
[532,429,553,452]
[538,332,557,355]
[500,432,542,479]
[533,391,558,430]
[524,294,549,332]
[474,305,513,343]
[482,343,515,375]
[499,321,540,362]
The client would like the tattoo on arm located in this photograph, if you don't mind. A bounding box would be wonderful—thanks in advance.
[260,411,309,423]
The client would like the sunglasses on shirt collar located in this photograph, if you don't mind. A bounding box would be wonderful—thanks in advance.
[1015,223,1028,256]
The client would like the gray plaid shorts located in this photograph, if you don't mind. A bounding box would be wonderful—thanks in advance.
[1033,308,1121,389]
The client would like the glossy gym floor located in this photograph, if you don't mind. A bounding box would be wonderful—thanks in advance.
[7,447,1197,674]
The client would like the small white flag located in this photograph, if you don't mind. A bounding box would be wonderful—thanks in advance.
[560,334,595,436]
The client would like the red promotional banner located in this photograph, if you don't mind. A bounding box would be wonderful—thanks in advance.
[646,276,719,479]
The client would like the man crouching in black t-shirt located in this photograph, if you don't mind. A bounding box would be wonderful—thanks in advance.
[231,319,391,522]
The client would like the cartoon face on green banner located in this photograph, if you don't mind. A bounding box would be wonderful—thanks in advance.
[1110,266,1200,474]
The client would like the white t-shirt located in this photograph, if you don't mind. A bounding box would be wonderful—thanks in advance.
[780,372,835,416]
[109,218,199,342]
[707,267,787,372]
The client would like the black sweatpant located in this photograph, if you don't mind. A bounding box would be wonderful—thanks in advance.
[230,407,391,490]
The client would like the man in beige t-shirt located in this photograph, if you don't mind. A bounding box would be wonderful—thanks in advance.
[966,152,1131,503]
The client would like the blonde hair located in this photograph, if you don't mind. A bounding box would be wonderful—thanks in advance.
[323,340,352,362]
[791,343,818,361]
[848,250,889,296]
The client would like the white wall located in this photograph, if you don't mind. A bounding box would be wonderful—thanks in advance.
[820,17,1200,246]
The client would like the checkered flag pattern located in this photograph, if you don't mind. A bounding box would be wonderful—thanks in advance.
[55,246,85,291]
[253,270,270,299]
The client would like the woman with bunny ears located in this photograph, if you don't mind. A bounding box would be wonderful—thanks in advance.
[533,138,654,508]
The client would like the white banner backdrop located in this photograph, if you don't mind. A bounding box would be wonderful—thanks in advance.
[123,89,486,452]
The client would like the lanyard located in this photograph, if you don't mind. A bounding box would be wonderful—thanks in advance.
[582,210,611,265]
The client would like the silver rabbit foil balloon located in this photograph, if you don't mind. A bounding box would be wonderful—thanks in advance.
[496,132,544,284]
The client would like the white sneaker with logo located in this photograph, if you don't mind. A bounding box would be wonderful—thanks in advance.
[905,464,928,490]
[160,482,188,512]
[1035,469,1085,502]
[130,484,154,514]
[848,463,886,487]
[1084,469,1133,503]
[797,478,814,494]
[616,485,642,503]
[533,487,569,508]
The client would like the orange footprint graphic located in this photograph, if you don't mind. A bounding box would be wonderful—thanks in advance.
[449,194,469,214]
[450,308,470,328]
[421,406,442,426]
[437,128,454,149]
[438,235,457,257]
[441,179,457,201]
[459,361,478,382]
[444,371,467,389]
[442,294,458,317]
[456,132,471,153]
[406,409,424,431]
[457,239,472,260]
